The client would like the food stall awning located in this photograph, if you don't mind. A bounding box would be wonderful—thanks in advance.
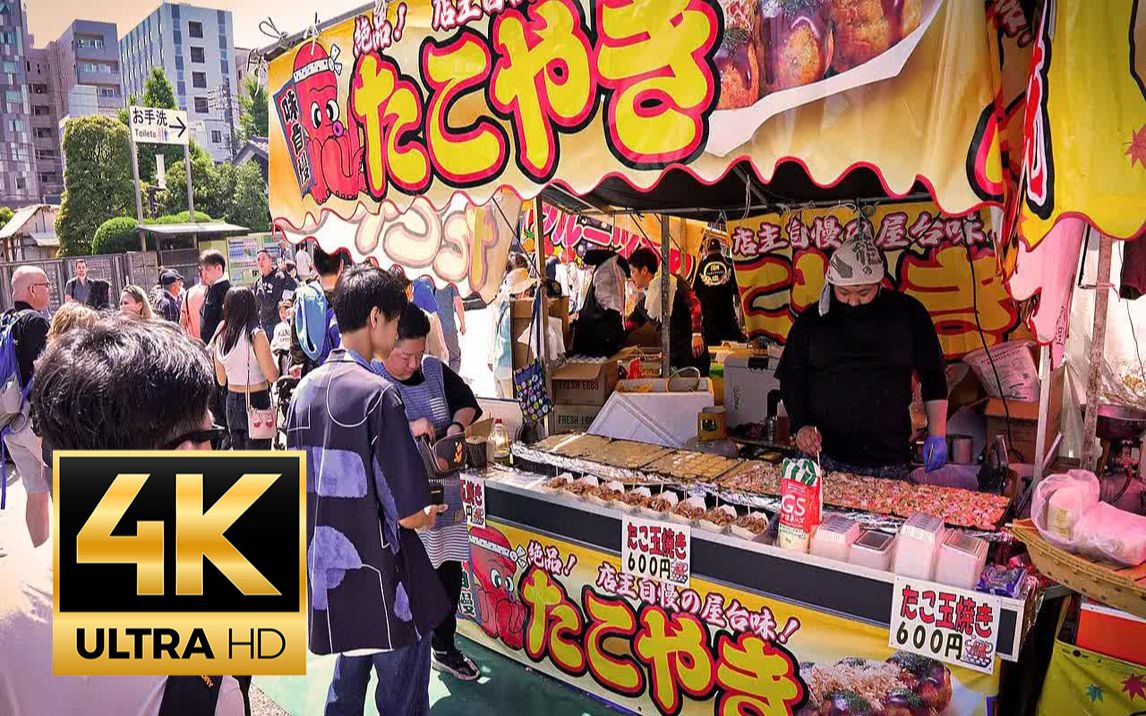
[264,0,1005,298]
[999,0,1146,349]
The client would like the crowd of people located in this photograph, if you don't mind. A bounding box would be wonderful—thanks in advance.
[0,235,754,714]
[0,238,487,715]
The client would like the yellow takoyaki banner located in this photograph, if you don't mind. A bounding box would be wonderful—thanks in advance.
[268,0,1002,242]
[458,518,1000,716]
[1014,0,1146,247]
[727,202,1022,359]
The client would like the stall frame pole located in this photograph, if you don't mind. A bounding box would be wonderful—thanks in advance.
[1080,228,1113,472]
[533,196,553,433]
[660,214,671,378]
[1033,344,1052,484]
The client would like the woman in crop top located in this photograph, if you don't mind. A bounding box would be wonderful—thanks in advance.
[213,286,279,449]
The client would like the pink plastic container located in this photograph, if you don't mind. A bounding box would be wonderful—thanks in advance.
[935,531,989,589]
[892,513,946,580]
[849,530,896,571]
[810,515,861,562]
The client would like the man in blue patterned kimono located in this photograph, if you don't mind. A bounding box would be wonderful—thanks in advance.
[286,264,449,716]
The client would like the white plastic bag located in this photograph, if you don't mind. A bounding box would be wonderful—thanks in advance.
[1073,502,1146,567]
[1031,469,1100,549]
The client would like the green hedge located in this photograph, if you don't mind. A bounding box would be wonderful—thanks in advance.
[153,210,212,224]
[92,216,147,254]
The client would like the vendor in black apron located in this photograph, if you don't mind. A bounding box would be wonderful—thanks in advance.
[777,235,949,480]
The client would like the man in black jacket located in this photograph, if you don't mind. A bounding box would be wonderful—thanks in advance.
[198,250,230,345]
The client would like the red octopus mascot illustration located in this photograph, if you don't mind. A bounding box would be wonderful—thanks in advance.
[469,525,526,650]
[291,41,363,203]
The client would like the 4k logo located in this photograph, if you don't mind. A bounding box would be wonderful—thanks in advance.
[53,453,307,676]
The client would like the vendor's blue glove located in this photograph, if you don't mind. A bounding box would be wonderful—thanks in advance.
[923,435,948,472]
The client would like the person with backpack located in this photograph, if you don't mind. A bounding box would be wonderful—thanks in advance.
[1,266,52,548]
[289,245,345,377]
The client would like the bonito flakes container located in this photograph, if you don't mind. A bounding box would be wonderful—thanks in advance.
[892,513,946,580]
[809,515,860,562]
[935,530,989,590]
[849,530,896,572]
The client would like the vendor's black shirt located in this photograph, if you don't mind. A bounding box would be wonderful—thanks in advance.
[777,290,946,468]
[692,255,743,345]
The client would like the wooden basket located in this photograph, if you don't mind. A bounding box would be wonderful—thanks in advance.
[1010,519,1146,619]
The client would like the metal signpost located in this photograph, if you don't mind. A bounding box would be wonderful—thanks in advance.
[127,106,193,251]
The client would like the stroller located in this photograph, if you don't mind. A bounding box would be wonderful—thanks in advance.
[272,345,298,450]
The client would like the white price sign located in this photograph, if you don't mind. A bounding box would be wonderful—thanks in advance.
[460,474,485,527]
[889,577,1002,675]
[128,106,190,146]
[621,515,690,587]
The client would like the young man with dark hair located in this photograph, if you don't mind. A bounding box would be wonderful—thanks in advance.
[198,249,230,345]
[287,264,449,716]
[1,317,244,715]
[289,245,346,377]
[63,259,90,305]
[627,247,709,374]
[254,248,298,336]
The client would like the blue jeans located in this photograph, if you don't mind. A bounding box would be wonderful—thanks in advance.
[324,637,433,716]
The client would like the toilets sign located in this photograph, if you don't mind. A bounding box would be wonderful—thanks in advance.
[129,106,189,146]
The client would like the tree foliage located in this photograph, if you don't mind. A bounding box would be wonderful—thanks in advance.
[231,162,270,232]
[154,210,212,224]
[92,216,145,254]
[162,159,267,232]
[143,67,177,109]
[56,116,135,256]
[0,207,13,230]
[238,76,269,143]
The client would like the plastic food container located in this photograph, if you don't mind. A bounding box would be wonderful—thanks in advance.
[892,513,947,580]
[810,515,861,562]
[849,530,896,571]
[935,531,989,589]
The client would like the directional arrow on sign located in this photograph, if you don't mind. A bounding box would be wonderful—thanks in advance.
[171,115,187,139]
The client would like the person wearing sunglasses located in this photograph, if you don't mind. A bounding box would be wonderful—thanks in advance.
[2,266,53,548]
[0,317,245,715]
[777,234,949,481]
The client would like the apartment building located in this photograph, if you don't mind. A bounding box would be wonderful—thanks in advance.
[120,3,239,162]
[48,20,124,121]
[25,47,62,201]
[0,0,39,207]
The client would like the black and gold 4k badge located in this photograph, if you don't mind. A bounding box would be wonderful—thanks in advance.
[53,452,306,676]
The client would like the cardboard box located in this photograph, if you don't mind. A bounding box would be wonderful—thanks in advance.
[511,296,570,369]
[984,365,1064,463]
[589,379,714,448]
[552,403,602,434]
[1077,599,1146,665]
[550,359,620,406]
[723,354,784,427]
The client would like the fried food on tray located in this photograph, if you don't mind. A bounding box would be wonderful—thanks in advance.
[645,451,741,482]
[541,475,572,491]
[760,0,834,94]
[552,434,614,458]
[733,512,771,537]
[672,497,709,522]
[620,487,653,509]
[828,0,923,73]
[597,440,673,470]
[647,492,679,513]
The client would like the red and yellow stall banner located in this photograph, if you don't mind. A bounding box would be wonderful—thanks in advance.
[459,519,1000,716]
[268,1,1002,234]
[728,202,1022,359]
[1014,0,1146,248]
[522,204,705,279]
